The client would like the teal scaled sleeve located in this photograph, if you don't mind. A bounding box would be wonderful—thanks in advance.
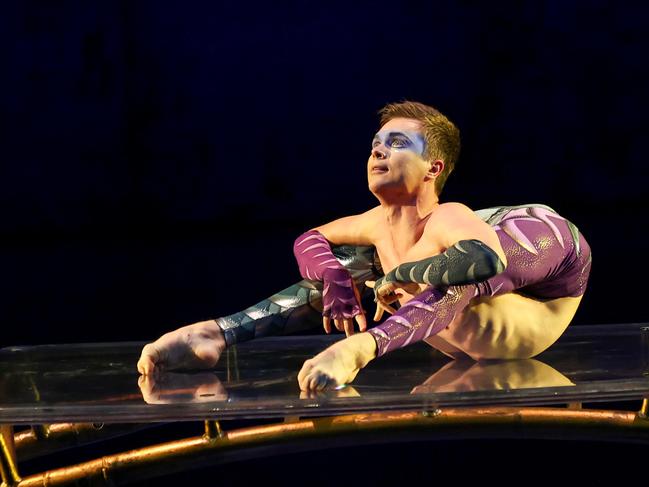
[376,239,505,293]
[216,245,382,346]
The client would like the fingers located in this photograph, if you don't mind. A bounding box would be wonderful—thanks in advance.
[298,363,331,392]
[365,280,375,288]
[373,301,396,322]
[323,316,331,334]
[377,281,398,298]
[379,301,397,315]
[328,314,366,336]
[343,319,354,337]
[373,304,384,322]
[303,371,332,392]
[355,312,367,332]
[297,360,311,389]
[400,281,422,295]
[334,318,344,332]
[382,293,402,305]
[310,374,330,391]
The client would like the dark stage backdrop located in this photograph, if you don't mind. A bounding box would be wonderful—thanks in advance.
[1,1,648,346]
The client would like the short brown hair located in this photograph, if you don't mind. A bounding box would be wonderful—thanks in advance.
[379,101,460,195]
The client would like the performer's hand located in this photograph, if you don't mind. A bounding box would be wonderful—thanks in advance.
[321,268,367,337]
[298,333,376,391]
[365,279,420,321]
[137,320,226,375]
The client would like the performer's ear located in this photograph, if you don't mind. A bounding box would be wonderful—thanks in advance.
[426,159,444,180]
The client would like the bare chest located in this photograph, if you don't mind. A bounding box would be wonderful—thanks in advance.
[373,231,445,275]
[372,233,445,303]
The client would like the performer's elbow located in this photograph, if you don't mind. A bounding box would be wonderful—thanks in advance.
[483,247,506,279]
[472,243,506,282]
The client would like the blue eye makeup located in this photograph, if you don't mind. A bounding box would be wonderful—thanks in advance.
[388,136,410,148]
[371,130,425,155]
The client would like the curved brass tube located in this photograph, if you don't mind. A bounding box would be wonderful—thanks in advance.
[12,407,649,486]
[14,423,154,461]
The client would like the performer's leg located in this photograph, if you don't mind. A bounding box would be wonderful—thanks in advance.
[422,334,469,359]
[431,293,583,360]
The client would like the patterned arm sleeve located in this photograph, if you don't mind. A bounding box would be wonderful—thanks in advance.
[392,239,504,286]
[372,240,504,301]
[218,245,381,346]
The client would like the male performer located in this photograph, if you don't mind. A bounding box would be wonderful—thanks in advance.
[138,101,591,392]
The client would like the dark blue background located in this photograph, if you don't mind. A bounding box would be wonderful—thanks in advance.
[2,1,648,345]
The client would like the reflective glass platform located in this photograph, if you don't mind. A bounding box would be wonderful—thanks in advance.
[1,323,648,424]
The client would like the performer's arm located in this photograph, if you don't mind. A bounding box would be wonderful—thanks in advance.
[293,208,379,336]
[371,203,506,306]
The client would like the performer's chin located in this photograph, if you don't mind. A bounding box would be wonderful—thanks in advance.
[367,175,396,195]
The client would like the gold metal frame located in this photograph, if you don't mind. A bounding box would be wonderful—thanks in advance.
[3,403,649,486]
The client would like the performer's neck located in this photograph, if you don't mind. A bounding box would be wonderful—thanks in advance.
[379,192,439,228]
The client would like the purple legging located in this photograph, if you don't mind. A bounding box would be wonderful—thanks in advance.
[368,207,592,357]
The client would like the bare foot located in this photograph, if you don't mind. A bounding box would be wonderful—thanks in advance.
[137,320,226,375]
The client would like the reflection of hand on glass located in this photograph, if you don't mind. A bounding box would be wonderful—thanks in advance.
[137,320,226,375]
[139,371,228,404]
[299,385,361,400]
[411,358,574,394]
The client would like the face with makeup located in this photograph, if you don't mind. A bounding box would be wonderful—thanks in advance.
[367,118,441,200]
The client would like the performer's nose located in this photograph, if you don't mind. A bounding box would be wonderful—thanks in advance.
[372,147,388,160]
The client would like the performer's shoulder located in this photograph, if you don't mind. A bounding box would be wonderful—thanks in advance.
[361,205,384,222]
[425,202,481,235]
[434,202,476,218]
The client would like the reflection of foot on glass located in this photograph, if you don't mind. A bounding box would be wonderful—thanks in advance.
[410,358,574,394]
[139,371,227,404]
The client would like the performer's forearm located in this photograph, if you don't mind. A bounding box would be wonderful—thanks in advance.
[293,230,345,281]
[217,245,381,346]
[369,286,474,357]
[386,239,505,287]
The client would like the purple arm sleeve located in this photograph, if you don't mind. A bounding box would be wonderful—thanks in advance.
[293,230,363,320]
[293,230,345,279]
[367,275,515,357]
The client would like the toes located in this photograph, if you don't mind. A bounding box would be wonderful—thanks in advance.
[137,356,152,375]
[138,344,160,375]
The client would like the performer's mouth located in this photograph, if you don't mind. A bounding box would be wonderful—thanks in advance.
[371,164,389,174]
